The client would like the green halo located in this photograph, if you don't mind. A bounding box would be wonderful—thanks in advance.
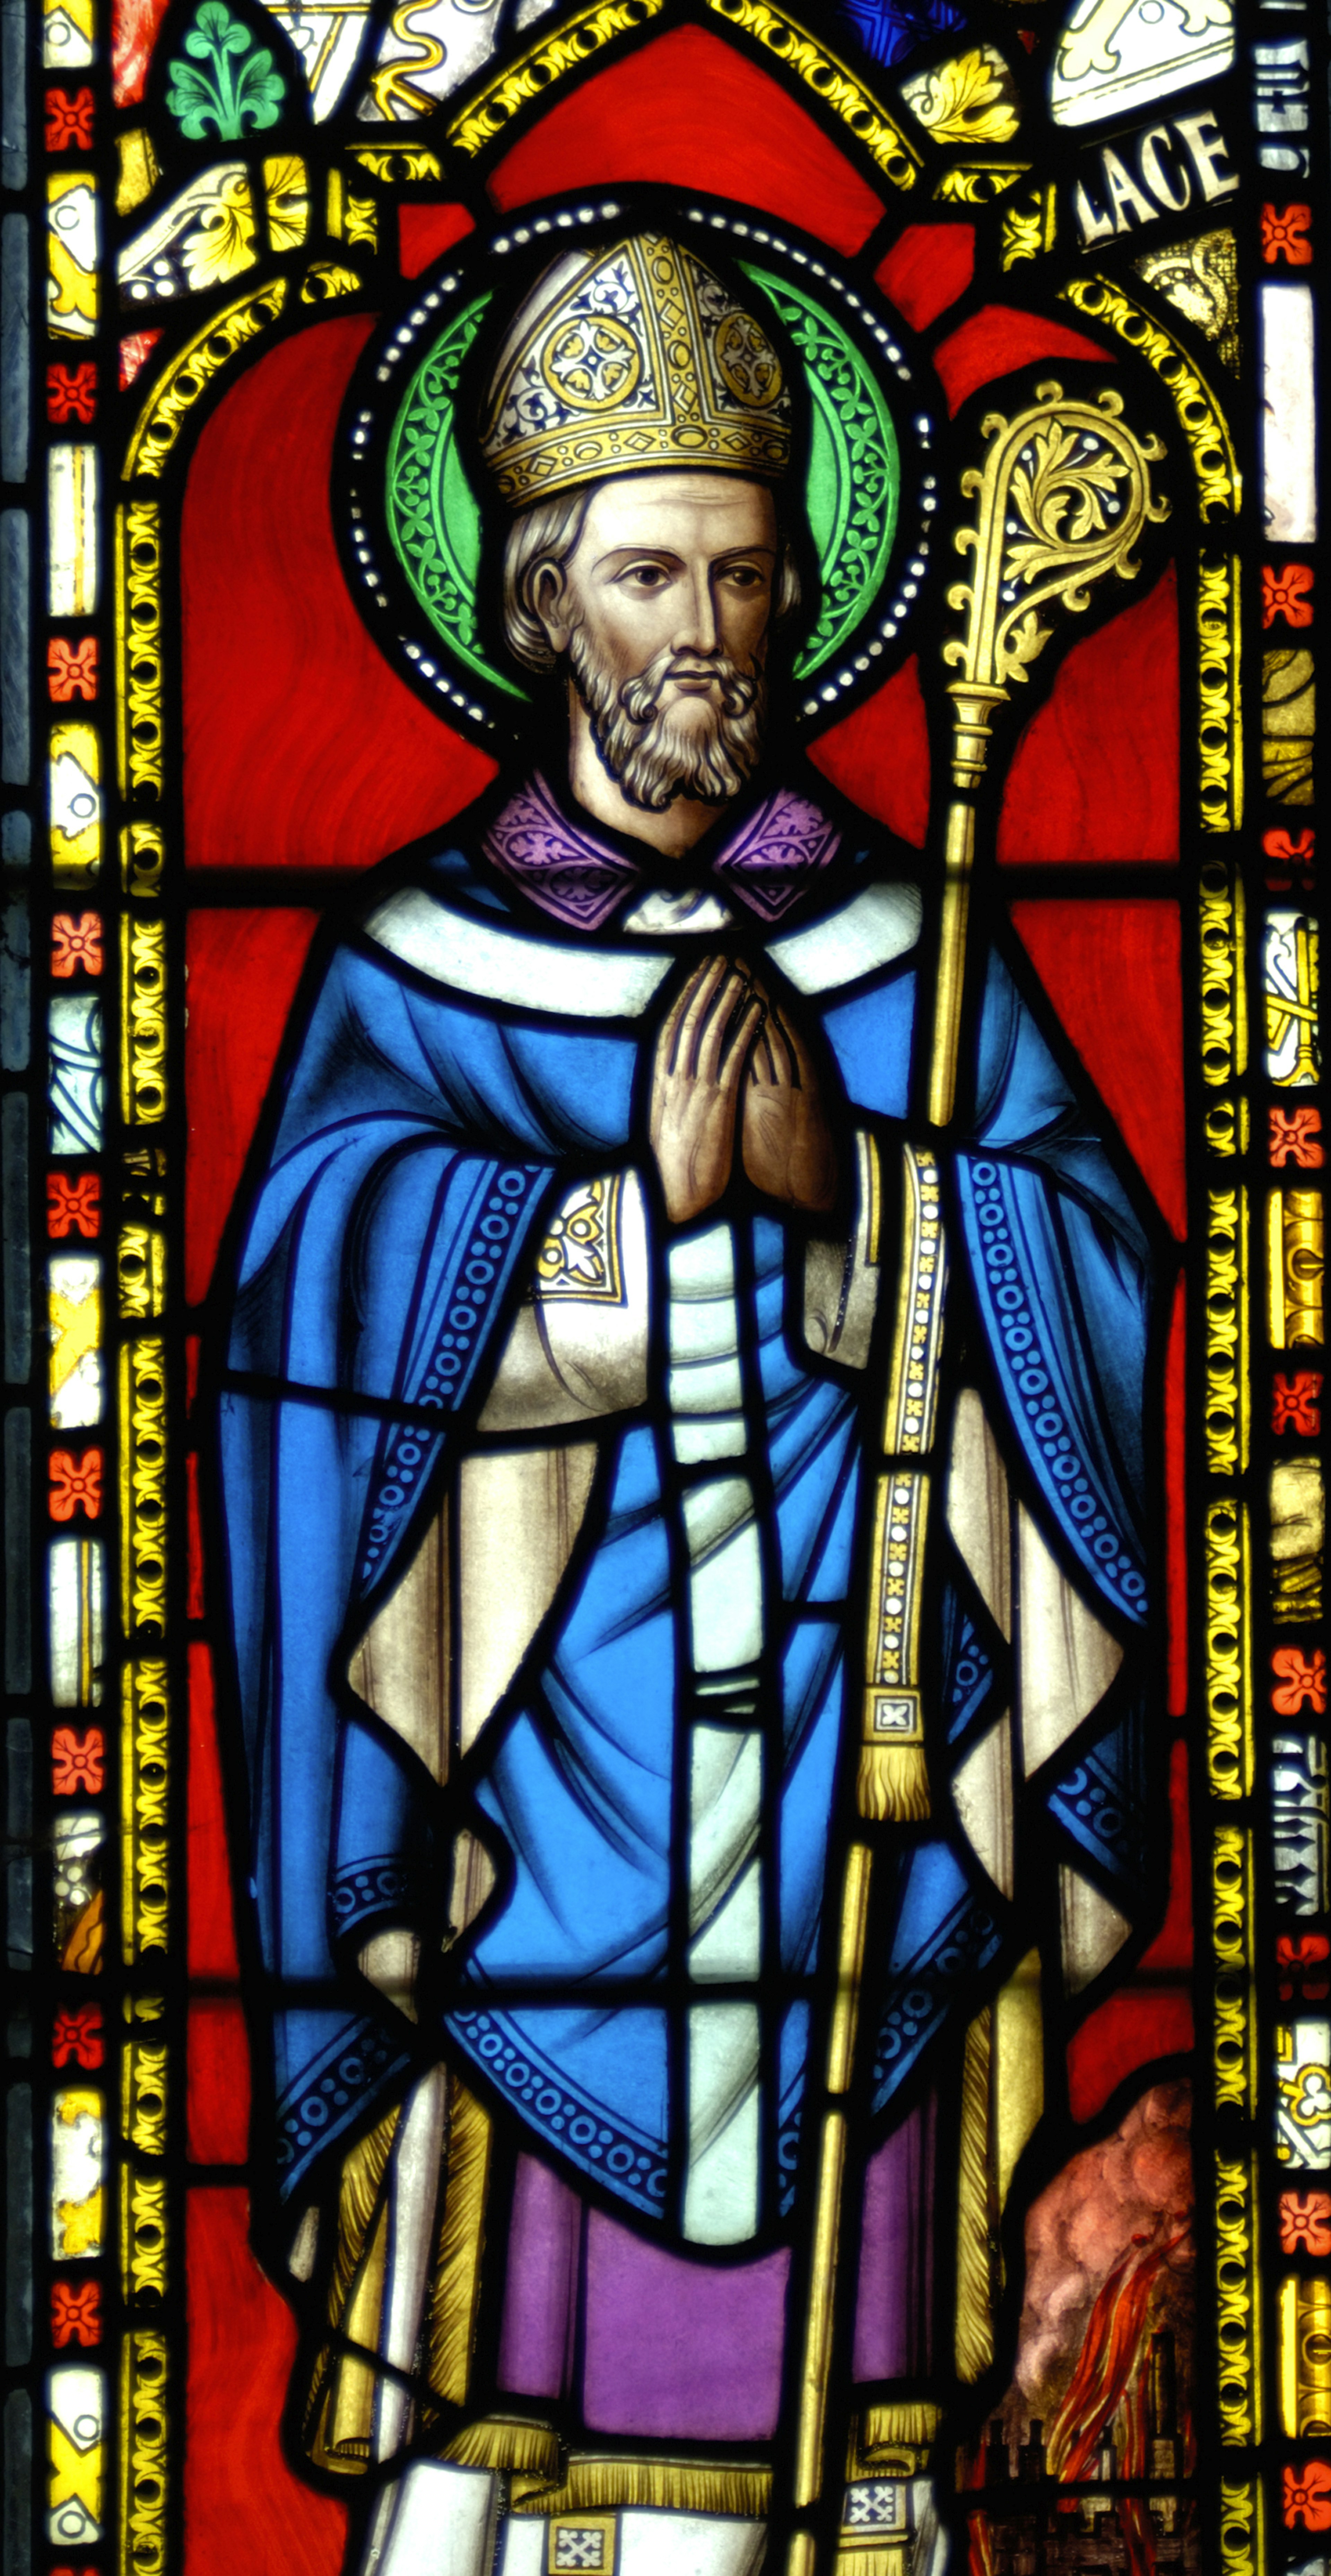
[383,267,901,706]
[740,263,899,680]
[384,291,524,702]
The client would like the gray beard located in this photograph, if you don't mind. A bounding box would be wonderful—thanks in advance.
[568,630,767,812]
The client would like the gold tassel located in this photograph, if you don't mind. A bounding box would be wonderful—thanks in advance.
[954,2009,995,2384]
[854,2401,941,2467]
[426,2077,493,2406]
[444,2417,561,2480]
[445,2425,774,2516]
[510,2458,773,2518]
[856,1740,930,1823]
[300,2102,401,2472]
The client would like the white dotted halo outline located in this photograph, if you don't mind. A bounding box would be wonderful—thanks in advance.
[342,194,937,739]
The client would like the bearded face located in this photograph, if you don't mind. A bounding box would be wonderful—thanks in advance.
[567,627,767,812]
[528,472,780,820]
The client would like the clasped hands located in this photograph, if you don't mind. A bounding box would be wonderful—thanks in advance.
[649,954,839,1227]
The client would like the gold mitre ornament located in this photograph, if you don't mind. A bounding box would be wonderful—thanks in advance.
[479,231,793,509]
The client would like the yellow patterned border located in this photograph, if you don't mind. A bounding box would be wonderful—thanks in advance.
[123,279,288,480]
[122,2029,168,2157]
[119,2330,168,2576]
[1001,183,1056,269]
[348,143,443,183]
[1213,1825,1257,2112]
[114,502,162,801]
[1060,274,1239,520]
[119,1221,167,1324]
[1218,2477,1261,2576]
[936,162,1027,204]
[1204,1497,1251,1799]
[1204,1186,1247,1476]
[120,820,165,902]
[446,0,667,154]
[1199,860,1248,1093]
[120,2168,167,2300]
[443,0,920,190]
[1215,2155,1261,2445]
[120,1340,167,1638]
[704,1,918,187]
[1197,553,1243,831]
[121,915,167,1127]
[121,1662,169,1963]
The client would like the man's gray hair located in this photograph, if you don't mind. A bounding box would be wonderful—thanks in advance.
[501,484,805,675]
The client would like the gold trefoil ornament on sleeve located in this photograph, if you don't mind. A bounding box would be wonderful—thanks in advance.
[929,381,1170,1125]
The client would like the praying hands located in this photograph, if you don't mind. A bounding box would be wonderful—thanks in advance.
[649,954,840,1226]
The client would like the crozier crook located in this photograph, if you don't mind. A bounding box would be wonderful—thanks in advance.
[928,380,1171,1127]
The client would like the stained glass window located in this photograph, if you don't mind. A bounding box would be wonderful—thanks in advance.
[1,0,1326,2573]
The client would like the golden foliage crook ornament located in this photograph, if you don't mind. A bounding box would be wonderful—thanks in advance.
[928,380,1169,1124]
[944,380,1169,784]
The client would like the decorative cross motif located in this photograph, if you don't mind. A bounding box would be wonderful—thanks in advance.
[50,1450,103,1522]
[842,2480,908,2532]
[1272,1646,1327,1715]
[552,2530,607,2570]
[46,361,96,423]
[1262,203,1313,265]
[48,642,99,704]
[52,1728,105,1795]
[1280,2191,1331,2255]
[1272,1372,1322,1434]
[45,87,94,148]
[47,1173,100,1238]
[52,2007,104,2069]
[51,2281,102,2346]
[51,913,103,974]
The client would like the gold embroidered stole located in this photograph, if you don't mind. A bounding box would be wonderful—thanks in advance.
[858,1143,947,1824]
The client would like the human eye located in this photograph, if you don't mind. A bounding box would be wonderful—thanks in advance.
[616,559,672,591]
[721,561,768,590]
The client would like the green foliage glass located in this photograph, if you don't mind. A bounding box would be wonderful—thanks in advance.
[165,1,285,141]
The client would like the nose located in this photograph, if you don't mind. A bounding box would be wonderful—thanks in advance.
[674,562,719,657]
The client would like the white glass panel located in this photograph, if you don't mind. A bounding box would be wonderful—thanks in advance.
[49,1536,105,1706]
[1253,36,1310,175]
[688,1726,762,1942]
[50,2091,103,2259]
[683,2002,761,2245]
[1262,284,1317,544]
[1050,0,1233,128]
[47,445,97,616]
[683,1481,763,1672]
[262,3,371,118]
